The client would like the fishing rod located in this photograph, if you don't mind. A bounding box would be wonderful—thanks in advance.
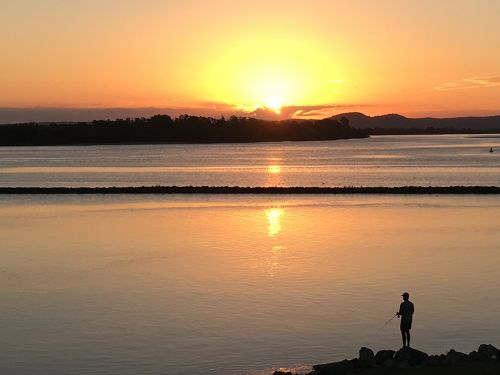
[378,313,398,331]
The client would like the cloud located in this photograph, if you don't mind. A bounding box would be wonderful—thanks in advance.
[287,104,359,119]
[0,103,363,123]
[435,76,500,91]
[246,104,358,120]
[0,106,238,124]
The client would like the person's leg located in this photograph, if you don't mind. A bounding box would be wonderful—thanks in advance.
[407,330,411,347]
[401,330,406,347]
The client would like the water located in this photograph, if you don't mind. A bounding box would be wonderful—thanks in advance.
[1,134,500,374]
[1,135,499,187]
[1,194,500,374]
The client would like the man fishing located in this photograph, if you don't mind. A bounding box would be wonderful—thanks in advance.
[397,292,414,348]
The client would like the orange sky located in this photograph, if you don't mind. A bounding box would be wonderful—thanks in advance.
[1,0,500,120]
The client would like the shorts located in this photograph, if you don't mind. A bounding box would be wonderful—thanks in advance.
[400,321,412,332]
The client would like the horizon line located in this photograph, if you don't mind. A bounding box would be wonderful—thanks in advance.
[1,106,500,124]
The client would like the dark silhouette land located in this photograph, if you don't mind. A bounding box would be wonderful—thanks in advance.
[0,115,367,146]
[274,344,500,375]
[330,112,500,134]
[2,112,500,146]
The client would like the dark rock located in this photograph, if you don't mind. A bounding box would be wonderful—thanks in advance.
[374,350,395,365]
[478,344,498,360]
[273,372,292,375]
[394,347,429,366]
[394,359,411,368]
[444,349,469,364]
[424,354,445,367]
[312,359,357,374]
[469,350,482,361]
[358,347,375,365]
[382,359,397,368]
[396,360,411,368]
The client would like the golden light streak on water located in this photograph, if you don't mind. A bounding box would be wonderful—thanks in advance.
[265,208,285,237]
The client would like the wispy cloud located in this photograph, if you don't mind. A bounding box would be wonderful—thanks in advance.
[247,104,358,120]
[435,76,500,91]
[288,105,348,118]
[0,103,363,123]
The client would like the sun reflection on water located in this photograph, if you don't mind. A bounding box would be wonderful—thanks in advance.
[267,165,281,174]
[264,207,286,278]
[265,208,285,237]
[271,245,284,255]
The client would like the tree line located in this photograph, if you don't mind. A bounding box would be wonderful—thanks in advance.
[0,115,369,146]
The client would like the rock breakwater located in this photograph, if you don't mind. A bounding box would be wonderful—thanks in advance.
[273,344,500,375]
[1,186,500,195]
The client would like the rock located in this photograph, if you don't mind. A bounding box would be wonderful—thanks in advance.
[358,347,375,365]
[312,359,357,375]
[382,359,397,368]
[394,347,429,366]
[469,350,482,361]
[374,350,395,365]
[443,349,468,364]
[273,372,293,375]
[478,344,498,360]
[424,354,445,367]
[396,360,411,368]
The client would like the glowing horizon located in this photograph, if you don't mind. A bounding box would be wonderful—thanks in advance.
[1,1,500,119]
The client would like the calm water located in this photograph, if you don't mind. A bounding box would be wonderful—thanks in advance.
[1,135,500,374]
[1,194,500,375]
[1,135,500,187]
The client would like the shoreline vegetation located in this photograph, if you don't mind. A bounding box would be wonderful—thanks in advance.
[1,113,499,146]
[273,344,500,375]
[1,186,500,195]
[0,115,368,146]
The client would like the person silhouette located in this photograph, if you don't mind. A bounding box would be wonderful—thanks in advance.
[397,292,414,348]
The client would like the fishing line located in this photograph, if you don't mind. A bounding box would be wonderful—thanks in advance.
[378,313,398,331]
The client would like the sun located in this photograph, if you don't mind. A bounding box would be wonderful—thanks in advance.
[264,97,284,114]
[200,32,342,113]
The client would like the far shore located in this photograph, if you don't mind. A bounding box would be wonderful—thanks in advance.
[1,186,500,195]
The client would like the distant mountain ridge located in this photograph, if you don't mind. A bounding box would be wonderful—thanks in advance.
[331,112,500,130]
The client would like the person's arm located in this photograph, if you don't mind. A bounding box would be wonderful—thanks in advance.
[397,303,403,317]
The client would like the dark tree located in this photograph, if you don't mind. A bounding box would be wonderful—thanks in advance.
[340,116,350,127]
[0,115,369,146]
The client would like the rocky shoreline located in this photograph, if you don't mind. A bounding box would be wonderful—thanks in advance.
[274,344,500,375]
[1,186,500,195]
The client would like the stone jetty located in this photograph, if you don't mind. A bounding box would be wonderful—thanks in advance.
[273,344,500,375]
[1,185,500,195]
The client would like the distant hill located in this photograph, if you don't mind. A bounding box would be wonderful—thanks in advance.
[331,112,500,132]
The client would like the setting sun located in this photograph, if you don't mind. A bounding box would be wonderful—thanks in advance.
[199,29,342,113]
[1,1,500,119]
[263,97,284,114]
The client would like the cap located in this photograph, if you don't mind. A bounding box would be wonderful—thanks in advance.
[402,292,409,298]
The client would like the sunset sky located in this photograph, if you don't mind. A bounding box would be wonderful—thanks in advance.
[2,0,500,121]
